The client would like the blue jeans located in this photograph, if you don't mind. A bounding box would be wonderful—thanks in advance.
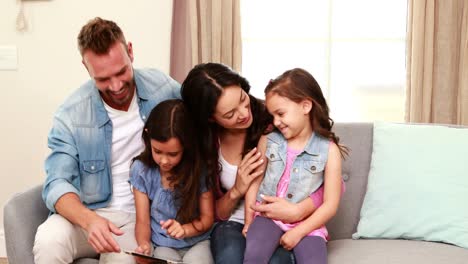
[210,220,294,264]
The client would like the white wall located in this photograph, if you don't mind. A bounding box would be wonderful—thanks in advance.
[0,0,173,257]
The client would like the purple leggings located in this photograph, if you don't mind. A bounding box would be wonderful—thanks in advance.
[243,216,327,264]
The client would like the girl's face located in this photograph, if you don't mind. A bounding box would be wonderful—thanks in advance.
[265,92,312,140]
[212,85,253,130]
[151,137,184,174]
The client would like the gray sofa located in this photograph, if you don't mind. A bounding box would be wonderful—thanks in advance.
[4,123,468,264]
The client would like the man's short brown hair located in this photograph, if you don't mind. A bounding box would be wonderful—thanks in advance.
[77,17,127,55]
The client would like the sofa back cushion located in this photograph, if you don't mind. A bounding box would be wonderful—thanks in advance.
[353,122,468,249]
[327,123,373,240]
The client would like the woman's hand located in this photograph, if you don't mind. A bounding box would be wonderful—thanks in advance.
[232,148,264,198]
[160,219,186,239]
[242,223,250,237]
[251,195,315,223]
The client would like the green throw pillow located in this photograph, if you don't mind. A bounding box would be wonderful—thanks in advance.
[353,121,468,249]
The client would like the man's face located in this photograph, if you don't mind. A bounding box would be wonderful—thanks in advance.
[82,42,135,111]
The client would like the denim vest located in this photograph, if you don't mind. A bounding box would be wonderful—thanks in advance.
[43,68,181,213]
[257,131,330,203]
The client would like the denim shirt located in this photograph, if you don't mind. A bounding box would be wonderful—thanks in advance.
[257,131,330,204]
[43,68,181,213]
[129,160,210,249]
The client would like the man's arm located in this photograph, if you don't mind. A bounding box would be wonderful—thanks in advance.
[44,113,122,253]
[55,193,123,253]
[43,114,81,212]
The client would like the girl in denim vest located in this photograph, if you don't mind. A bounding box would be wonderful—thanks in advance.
[243,68,348,264]
[129,99,214,264]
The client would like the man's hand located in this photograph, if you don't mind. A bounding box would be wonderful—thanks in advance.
[85,214,123,253]
[160,219,186,239]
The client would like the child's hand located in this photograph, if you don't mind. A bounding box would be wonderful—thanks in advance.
[242,223,250,237]
[134,242,151,255]
[160,219,186,239]
[134,242,152,264]
[279,229,303,251]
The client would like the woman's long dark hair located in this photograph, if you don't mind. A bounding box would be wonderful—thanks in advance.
[181,63,272,193]
[133,99,202,223]
[265,68,348,157]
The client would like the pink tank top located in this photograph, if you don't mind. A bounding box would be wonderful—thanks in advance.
[258,147,329,240]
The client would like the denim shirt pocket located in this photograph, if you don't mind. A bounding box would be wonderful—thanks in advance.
[303,160,326,175]
[292,160,326,202]
[81,160,107,199]
[265,147,283,173]
[258,147,284,200]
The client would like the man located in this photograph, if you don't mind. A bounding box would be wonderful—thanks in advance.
[33,17,180,264]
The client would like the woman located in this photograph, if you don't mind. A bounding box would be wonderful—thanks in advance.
[181,63,320,264]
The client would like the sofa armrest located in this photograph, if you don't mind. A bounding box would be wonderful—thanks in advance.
[3,184,49,264]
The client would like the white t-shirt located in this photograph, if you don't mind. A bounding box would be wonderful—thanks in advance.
[103,94,145,213]
[219,150,245,224]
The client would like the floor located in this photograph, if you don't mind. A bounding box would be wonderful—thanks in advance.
[0,258,7,264]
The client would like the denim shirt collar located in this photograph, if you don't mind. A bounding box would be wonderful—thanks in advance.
[93,68,147,128]
[134,69,152,100]
[268,130,322,157]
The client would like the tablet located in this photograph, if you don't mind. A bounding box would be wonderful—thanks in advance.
[123,250,184,264]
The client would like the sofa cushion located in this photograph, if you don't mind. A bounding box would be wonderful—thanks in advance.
[327,123,373,240]
[328,239,468,264]
[353,122,468,249]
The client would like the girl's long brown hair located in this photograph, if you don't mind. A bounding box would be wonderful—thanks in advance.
[265,68,348,157]
[133,99,202,223]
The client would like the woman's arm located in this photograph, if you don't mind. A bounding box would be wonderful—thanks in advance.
[182,190,215,237]
[279,142,343,250]
[215,148,265,219]
[251,195,317,223]
[133,188,152,255]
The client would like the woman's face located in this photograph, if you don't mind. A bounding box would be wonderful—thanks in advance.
[212,85,253,130]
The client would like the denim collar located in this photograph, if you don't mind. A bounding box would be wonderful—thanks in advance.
[268,130,322,157]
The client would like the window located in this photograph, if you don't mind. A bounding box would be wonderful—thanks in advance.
[241,0,407,122]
